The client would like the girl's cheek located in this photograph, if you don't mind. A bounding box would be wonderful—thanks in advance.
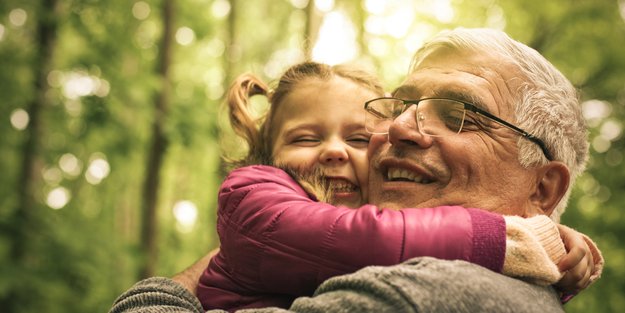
[274,151,318,171]
[358,157,369,204]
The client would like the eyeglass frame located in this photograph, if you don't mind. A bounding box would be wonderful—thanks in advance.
[363,97,553,161]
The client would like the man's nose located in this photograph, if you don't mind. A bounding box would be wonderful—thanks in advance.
[388,107,434,148]
[320,142,349,164]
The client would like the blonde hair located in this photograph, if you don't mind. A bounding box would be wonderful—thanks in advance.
[225,61,384,168]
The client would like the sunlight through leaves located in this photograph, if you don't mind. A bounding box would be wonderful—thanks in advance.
[47,186,70,210]
[173,200,198,233]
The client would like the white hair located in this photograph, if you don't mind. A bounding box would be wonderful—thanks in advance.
[410,28,589,221]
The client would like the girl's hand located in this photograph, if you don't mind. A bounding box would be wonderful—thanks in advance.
[554,224,594,294]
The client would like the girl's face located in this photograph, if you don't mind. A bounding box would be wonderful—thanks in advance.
[271,76,378,208]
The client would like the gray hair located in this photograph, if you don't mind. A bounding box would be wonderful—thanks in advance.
[409,28,589,221]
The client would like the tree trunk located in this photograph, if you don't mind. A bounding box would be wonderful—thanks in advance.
[3,0,59,309]
[139,0,175,279]
[303,1,320,60]
[225,0,237,85]
[13,0,59,260]
[216,0,238,179]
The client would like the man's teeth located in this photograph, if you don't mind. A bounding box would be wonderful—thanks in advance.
[387,168,432,183]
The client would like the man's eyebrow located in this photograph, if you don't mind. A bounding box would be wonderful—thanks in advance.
[391,85,419,97]
[392,86,491,112]
[431,89,490,112]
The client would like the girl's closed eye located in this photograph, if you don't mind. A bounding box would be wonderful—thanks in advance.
[346,134,370,148]
[291,136,321,146]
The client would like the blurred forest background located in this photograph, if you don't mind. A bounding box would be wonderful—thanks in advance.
[1,0,624,312]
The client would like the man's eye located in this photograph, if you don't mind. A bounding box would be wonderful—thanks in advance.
[443,115,464,128]
[458,115,483,131]
[392,106,404,117]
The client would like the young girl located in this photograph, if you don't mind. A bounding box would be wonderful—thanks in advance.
[197,62,602,311]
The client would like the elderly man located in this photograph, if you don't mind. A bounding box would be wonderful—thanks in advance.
[110,28,601,313]
[366,28,587,223]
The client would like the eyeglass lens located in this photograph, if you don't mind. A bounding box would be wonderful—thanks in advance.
[418,99,467,136]
[365,98,468,136]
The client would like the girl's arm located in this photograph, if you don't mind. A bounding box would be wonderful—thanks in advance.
[200,166,505,300]
[198,165,600,310]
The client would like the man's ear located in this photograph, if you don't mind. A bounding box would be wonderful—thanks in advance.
[531,161,570,216]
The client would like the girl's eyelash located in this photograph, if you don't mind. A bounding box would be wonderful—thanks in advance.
[348,133,371,141]
[348,138,370,142]
[292,137,319,143]
[290,133,370,144]
[346,135,370,146]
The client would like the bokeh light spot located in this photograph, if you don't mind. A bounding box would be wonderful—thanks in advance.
[132,1,151,20]
[85,155,110,185]
[59,153,82,177]
[315,0,335,12]
[290,0,309,9]
[47,187,70,210]
[212,0,231,18]
[10,109,29,130]
[173,200,198,233]
[9,8,27,27]
[176,27,195,46]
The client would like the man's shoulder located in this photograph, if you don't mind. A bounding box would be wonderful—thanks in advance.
[313,257,564,313]
[388,257,564,313]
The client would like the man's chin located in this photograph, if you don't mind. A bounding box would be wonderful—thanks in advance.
[375,201,403,210]
[369,189,433,210]
[331,192,364,209]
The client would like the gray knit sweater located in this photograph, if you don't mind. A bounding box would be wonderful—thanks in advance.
[110,257,564,313]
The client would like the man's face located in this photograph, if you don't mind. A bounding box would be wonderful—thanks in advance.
[368,50,542,216]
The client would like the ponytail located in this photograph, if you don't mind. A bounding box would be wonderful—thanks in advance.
[225,73,271,167]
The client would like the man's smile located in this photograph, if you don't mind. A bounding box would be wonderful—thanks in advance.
[386,167,434,184]
[375,156,438,185]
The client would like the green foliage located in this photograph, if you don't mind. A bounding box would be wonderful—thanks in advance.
[1,0,624,312]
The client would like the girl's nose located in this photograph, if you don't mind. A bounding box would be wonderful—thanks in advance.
[387,106,433,148]
[319,142,349,164]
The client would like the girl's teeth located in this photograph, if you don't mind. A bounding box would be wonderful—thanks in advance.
[329,180,356,192]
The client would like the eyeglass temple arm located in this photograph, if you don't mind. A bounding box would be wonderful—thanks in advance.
[475,109,554,161]
[522,133,554,161]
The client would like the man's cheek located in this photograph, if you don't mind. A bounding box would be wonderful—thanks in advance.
[367,134,388,159]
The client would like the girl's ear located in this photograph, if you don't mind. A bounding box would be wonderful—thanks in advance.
[531,161,570,217]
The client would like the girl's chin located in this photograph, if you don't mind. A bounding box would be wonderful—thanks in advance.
[330,192,363,208]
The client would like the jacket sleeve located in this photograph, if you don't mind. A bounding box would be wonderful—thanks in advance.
[205,165,505,297]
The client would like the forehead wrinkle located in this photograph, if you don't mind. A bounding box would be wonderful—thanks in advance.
[476,64,520,118]
[398,67,496,112]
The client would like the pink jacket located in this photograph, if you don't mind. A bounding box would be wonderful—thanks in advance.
[197,165,506,311]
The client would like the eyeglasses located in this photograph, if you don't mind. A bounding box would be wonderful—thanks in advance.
[364,97,553,161]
